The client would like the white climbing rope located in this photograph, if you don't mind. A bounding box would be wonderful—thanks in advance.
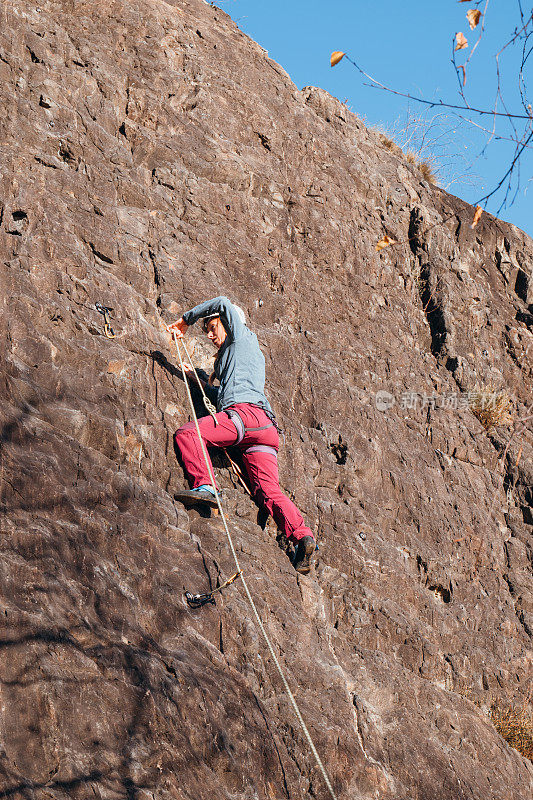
[177,335,218,422]
[172,330,339,800]
[177,336,254,497]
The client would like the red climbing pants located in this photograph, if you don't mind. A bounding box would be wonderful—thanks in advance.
[174,403,314,544]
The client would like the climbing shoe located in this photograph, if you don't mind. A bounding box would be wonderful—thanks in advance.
[174,485,220,508]
[293,535,316,574]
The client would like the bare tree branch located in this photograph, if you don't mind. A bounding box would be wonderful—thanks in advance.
[338,6,533,213]
[344,54,533,121]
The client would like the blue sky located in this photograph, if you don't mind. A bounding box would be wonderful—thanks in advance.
[220,0,532,236]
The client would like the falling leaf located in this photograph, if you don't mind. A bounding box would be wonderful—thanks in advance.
[330,51,345,67]
[467,9,482,29]
[455,31,468,51]
[375,235,396,252]
[458,65,467,86]
[471,205,482,228]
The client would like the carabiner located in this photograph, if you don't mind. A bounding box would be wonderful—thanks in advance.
[95,302,116,339]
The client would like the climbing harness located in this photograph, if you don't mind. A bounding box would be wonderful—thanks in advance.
[225,407,276,444]
[185,571,241,608]
[95,302,116,339]
[171,329,339,800]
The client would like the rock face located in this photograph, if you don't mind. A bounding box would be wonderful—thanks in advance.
[1,1,532,798]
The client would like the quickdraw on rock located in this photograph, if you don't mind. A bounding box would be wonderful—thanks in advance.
[185,571,241,608]
[95,302,116,339]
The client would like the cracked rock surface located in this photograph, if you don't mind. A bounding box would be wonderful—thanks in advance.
[1,1,532,799]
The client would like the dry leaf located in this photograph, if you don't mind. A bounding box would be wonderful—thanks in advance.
[516,446,523,467]
[467,9,482,29]
[455,31,468,51]
[375,235,396,252]
[458,65,467,86]
[330,51,345,67]
[471,205,482,228]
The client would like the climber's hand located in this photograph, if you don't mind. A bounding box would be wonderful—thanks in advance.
[182,363,205,388]
[166,317,188,337]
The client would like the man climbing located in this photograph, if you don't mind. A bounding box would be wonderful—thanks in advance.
[167,296,316,574]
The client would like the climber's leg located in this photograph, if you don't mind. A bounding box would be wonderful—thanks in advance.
[242,448,314,544]
[174,412,239,490]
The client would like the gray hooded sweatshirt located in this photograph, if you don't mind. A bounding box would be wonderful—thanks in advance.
[183,296,273,414]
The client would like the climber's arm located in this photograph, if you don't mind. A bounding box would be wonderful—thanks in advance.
[182,296,245,340]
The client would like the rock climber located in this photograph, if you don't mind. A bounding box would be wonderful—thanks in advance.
[167,296,316,574]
